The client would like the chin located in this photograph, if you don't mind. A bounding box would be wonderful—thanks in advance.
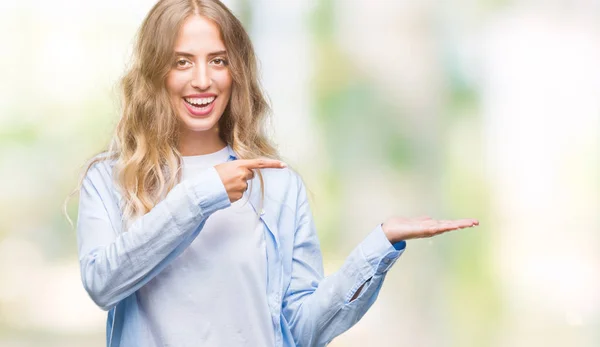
[181,117,220,133]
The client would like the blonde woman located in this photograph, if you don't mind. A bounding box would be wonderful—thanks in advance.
[74,0,479,346]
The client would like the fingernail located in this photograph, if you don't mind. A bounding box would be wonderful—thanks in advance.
[280,162,287,168]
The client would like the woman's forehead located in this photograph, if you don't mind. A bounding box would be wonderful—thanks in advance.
[173,14,226,54]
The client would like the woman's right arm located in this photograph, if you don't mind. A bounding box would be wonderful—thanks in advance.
[77,158,285,311]
[77,164,230,311]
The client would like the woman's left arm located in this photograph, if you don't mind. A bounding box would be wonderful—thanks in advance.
[281,175,478,347]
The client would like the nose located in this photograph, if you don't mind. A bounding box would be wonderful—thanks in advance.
[190,65,212,90]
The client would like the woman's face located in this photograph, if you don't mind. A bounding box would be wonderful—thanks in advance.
[166,15,232,135]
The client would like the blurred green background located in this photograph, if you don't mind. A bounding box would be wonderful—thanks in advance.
[0,0,598,346]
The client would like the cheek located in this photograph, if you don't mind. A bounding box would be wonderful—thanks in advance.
[215,71,233,94]
[165,72,186,96]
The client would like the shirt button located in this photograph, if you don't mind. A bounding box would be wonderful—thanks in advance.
[261,209,266,216]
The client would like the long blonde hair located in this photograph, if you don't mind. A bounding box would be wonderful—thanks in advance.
[67,0,279,226]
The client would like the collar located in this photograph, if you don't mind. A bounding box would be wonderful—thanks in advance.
[226,144,238,162]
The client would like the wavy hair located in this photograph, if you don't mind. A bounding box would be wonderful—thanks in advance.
[66,0,279,227]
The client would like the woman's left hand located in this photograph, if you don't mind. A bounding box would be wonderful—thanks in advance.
[381,216,479,244]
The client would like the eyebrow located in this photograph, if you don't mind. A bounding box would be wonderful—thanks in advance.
[175,50,227,58]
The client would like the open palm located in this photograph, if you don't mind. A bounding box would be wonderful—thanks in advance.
[382,216,479,244]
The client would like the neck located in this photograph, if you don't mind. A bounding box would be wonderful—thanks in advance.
[178,128,227,156]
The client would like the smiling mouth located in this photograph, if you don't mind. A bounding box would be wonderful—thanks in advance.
[183,96,216,109]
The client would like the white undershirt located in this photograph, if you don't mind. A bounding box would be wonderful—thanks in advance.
[135,146,275,347]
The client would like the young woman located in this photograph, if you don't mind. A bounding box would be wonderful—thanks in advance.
[74,1,479,346]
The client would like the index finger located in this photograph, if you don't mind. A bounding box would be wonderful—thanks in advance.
[237,158,287,170]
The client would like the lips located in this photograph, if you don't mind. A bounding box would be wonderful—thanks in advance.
[182,96,217,117]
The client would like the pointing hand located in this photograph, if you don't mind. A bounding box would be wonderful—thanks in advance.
[215,158,287,203]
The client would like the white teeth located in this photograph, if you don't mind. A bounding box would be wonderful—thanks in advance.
[185,96,215,106]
